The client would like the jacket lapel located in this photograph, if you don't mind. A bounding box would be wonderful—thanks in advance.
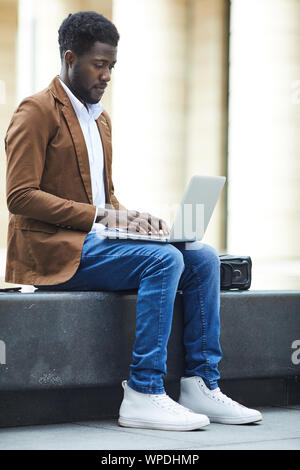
[61,105,93,204]
[49,76,93,205]
[96,117,111,204]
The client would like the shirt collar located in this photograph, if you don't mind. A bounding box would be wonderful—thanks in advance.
[59,78,103,120]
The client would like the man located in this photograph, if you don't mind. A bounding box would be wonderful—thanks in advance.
[5,11,262,431]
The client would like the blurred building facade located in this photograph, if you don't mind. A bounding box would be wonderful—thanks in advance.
[0,0,299,290]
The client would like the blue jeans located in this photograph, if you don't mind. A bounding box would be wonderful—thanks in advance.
[35,232,222,393]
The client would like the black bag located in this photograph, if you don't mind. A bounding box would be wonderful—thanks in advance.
[219,255,252,290]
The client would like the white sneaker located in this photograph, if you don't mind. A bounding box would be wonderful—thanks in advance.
[179,376,263,425]
[118,380,210,431]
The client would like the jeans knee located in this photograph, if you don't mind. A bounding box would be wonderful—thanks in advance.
[183,242,220,271]
[161,244,185,275]
[205,244,220,266]
[202,244,220,272]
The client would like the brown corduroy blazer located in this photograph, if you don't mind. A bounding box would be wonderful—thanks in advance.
[5,76,124,286]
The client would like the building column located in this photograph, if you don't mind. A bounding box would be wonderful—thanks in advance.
[228,0,300,288]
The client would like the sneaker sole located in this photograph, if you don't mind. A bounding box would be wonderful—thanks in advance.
[118,416,210,431]
[209,414,263,424]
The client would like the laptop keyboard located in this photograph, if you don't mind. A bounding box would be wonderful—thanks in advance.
[104,228,169,241]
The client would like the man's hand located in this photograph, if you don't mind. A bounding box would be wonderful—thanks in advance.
[97,208,170,235]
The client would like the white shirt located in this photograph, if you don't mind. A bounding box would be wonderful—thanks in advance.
[59,79,106,233]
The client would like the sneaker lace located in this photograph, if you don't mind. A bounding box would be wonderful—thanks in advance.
[150,393,194,414]
[208,388,241,407]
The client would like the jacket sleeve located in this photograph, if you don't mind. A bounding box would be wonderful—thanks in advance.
[5,97,96,232]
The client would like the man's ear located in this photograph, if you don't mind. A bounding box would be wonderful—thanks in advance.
[64,50,76,68]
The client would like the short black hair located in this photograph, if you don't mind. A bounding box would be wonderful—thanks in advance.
[58,11,119,60]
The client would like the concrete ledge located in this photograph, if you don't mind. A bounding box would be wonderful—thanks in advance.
[0,290,300,426]
[0,290,299,391]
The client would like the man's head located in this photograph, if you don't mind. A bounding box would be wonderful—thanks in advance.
[58,11,119,104]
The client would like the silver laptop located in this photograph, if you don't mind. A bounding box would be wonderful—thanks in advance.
[101,175,226,243]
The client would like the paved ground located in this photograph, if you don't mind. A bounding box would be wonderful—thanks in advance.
[0,406,299,450]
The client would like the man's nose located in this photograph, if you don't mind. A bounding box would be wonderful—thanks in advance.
[100,66,111,82]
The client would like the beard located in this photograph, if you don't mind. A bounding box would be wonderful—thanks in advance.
[69,62,99,105]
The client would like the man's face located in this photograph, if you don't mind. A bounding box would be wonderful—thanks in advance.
[66,41,117,104]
